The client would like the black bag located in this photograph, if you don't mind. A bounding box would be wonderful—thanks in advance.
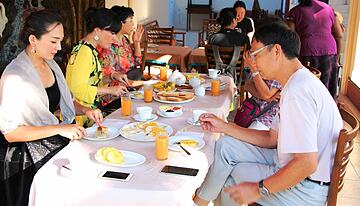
[1,134,68,206]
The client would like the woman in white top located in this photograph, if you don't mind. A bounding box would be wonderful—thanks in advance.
[0,9,103,205]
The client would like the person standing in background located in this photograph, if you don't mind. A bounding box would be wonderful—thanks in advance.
[287,0,343,99]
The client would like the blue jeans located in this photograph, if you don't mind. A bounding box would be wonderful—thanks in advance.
[196,136,329,206]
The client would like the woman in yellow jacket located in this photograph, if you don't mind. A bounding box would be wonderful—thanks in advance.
[66,8,127,126]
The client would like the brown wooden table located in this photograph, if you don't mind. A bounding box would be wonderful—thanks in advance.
[188,47,207,73]
[145,45,192,72]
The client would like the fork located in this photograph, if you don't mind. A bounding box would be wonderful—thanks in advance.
[174,142,191,155]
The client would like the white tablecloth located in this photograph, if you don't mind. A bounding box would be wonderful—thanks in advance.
[28,76,236,206]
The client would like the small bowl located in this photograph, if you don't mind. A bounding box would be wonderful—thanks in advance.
[158,105,183,116]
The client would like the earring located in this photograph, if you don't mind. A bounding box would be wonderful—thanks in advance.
[31,46,36,53]
[94,35,99,41]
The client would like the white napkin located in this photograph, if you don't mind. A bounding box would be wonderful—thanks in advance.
[174,131,204,139]
[101,119,131,129]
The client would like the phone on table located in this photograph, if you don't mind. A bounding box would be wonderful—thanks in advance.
[161,165,199,176]
[98,170,133,181]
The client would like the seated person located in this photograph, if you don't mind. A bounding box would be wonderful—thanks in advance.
[66,8,128,126]
[209,7,250,48]
[98,6,144,82]
[242,50,281,130]
[194,22,343,206]
[0,9,103,205]
[233,0,255,42]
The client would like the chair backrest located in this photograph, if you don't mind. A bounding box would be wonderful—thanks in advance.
[204,44,247,85]
[327,104,359,206]
[304,61,321,79]
[146,27,175,46]
[198,19,221,47]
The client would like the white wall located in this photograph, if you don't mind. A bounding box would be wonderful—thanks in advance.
[105,0,128,8]
[130,0,170,27]
[212,0,282,13]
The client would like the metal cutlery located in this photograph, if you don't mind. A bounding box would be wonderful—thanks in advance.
[174,142,191,155]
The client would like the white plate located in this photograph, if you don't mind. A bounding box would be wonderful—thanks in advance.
[84,126,120,141]
[154,96,195,104]
[95,150,146,167]
[186,118,201,126]
[133,114,158,122]
[119,122,173,142]
[169,136,205,152]
[157,110,183,118]
[130,91,144,99]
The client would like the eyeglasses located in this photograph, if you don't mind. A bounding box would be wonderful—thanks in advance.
[249,44,273,60]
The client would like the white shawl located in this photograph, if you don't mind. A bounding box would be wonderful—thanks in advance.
[0,51,75,134]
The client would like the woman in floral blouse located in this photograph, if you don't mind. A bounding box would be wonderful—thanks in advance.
[98,5,145,84]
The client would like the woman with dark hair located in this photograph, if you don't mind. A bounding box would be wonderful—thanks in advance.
[66,7,128,126]
[98,5,144,82]
[0,9,103,205]
[208,7,250,48]
[233,1,255,42]
[287,0,343,99]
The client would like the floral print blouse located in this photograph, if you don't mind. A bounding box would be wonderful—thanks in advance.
[98,35,142,84]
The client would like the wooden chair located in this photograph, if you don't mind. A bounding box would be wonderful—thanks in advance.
[143,20,186,46]
[198,19,221,47]
[327,104,359,206]
[304,61,321,79]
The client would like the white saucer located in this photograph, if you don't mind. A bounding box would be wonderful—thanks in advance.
[133,114,158,122]
[186,118,201,126]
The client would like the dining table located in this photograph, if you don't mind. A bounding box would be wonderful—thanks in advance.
[146,45,192,72]
[28,75,236,206]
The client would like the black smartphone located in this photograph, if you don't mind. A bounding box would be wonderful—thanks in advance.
[161,165,199,176]
[98,170,133,181]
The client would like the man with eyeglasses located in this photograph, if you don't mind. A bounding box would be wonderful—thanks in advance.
[193,22,343,206]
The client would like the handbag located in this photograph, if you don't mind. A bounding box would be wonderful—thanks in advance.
[234,98,277,127]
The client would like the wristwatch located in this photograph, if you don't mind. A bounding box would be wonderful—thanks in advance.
[258,180,270,197]
[251,71,260,77]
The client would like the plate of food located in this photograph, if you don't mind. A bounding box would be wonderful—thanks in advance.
[119,122,173,142]
[154,91,195,104]
[129,90,144,99]
[84,126,120,141]
[185,73,205,84]
[152,81,176,92]
[168,136,205,152]
[95,147,146,167]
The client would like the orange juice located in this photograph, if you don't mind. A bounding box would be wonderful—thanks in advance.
[156,135,168,160]
[144,85,153,103]
[211,79,220,96]
[160,67,167,81]
[121,94,132,116]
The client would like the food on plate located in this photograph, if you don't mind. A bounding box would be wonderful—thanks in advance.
[180,139,198,147]
[185,73,205,82]
[152,81,176,92]
[96,125,108,138]
[159,105,182,113]
[157,91,194,102]
[175,84,192,89]
[130,91,144,99]
[97,147,125,164]
[122,122,167,137]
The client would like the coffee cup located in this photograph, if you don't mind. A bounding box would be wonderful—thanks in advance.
[189,77,201,87]
[193,109,207,123]
[194,85,205,96]
[208,69,221,79]
[136,106,152,120]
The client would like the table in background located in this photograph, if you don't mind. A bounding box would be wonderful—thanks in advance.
[146,45,192,72]
[29,76,236,206]
[188,47,207,73]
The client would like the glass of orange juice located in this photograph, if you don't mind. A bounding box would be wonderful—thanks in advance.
[143,84,153,103]
[121,93,132,116]
[211,78,220,96]
[160,66,167,81]
[156,135,168,160]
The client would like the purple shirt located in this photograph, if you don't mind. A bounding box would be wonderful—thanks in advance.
[287,0,337,56]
